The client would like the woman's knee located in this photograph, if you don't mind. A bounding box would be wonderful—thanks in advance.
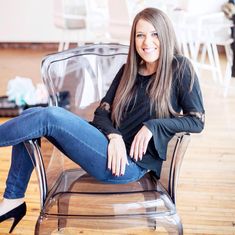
[40,106,77,125]
[21,106,61,120]
[21,106,44,115]
[40,106,64,120]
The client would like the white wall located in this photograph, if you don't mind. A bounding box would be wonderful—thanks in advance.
[0,0,61,42]
[0,0,229,43]
[178,0,227,14]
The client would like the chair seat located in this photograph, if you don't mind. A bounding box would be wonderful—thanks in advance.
[35,168,178,234]
[43,168,173,217]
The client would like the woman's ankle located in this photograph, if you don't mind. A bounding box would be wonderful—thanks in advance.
[0,198,24,216]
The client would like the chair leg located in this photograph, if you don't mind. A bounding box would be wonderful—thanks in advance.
[34,213,45,235]
[181,41,190,59]
[207,43,218,83]
[58,29,70,52]
[172,213,183,235]
[142,192,158,230]
[57,196,70,231]
[223,44,233,96]
[58,30,66,52]
[154,214,183,235]
[58,41,65,52]
[200,44,207,65]
[211,43,223,85]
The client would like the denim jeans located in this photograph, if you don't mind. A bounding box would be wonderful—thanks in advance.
[0,106,147,199]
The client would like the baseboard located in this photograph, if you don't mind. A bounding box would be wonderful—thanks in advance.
[0,42,62,50]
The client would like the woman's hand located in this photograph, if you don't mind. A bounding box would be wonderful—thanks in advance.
[130,125,153,161]
[107,134,129,176]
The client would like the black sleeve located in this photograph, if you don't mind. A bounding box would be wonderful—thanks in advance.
[91,65,125,136]
[143,58,205,160]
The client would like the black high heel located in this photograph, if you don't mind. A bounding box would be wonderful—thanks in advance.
[0,202,26,233]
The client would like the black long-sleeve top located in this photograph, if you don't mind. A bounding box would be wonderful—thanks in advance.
[91,55,205,176]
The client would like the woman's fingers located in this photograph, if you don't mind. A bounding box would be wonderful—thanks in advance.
[120,157,127,176]
[115,154,120,176]
[130,135,144,161]
[143,138,148,155]
[130,125,153,161]
[107,137,128,176]
[130,137,137,160]
[129,140,135,158]
[107,146,113,170]
[111,153,117,175]
[113,154,127,176]
[133,138,140,161]
[138,138,145,160]
[116,149,128,176]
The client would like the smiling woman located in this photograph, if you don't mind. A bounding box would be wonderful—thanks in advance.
[135,19,160,74]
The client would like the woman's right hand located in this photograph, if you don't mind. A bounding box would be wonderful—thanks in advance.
[107,134,129,176]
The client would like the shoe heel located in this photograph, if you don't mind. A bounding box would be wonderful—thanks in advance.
[9,213,25,233]
[0,202,26,233]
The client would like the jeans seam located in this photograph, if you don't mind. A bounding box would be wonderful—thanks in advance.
[0,128,46,146]
[4,153,27,199]
[48,125,108,159]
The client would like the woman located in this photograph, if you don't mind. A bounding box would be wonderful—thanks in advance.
[0,7,204,233]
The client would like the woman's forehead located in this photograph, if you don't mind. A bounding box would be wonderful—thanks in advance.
[136,19,155,32]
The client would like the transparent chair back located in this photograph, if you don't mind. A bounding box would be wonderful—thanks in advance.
[26,43,190,234]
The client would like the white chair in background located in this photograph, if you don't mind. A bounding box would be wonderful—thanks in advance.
[172,10,233,96]
[195,12,233,96]
[53,0,87,51]
[106,0,133,45]
[84,0,109,40]
[53,0,108,51]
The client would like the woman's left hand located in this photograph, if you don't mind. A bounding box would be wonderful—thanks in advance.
[130,125,153,161]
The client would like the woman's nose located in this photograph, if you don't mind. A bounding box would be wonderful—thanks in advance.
[143,34,152,45]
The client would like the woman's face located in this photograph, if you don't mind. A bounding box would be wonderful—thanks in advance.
[135,19,160,66]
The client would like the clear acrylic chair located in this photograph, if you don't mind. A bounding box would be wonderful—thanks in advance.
[24,43,190,235]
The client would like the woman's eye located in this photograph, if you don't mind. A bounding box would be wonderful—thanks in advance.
[152,32,158,37]
[136,34,144,38]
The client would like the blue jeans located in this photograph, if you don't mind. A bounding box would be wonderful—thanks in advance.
[0,106,147,199]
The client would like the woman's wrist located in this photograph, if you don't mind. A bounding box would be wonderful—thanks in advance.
[107,133,122,141]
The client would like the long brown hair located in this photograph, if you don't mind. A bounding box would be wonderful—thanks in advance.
[111,8,185,126]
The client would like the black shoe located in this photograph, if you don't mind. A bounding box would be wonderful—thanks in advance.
[0,202,26,233]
